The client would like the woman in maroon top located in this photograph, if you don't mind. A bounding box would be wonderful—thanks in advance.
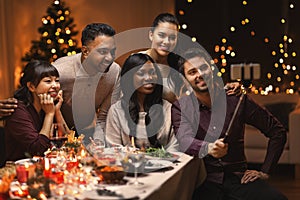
[5,60,70,161]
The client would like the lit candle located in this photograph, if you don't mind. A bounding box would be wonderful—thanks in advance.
[44,158,50,177]
[131,137,136,149]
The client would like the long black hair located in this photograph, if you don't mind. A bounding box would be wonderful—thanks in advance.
[14,60,59,106]
[120,53,164,148]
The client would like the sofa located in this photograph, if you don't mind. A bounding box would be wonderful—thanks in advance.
[244,93,300,178]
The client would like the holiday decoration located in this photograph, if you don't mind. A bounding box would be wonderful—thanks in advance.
[176,0,300,94]
[22,0,80,63]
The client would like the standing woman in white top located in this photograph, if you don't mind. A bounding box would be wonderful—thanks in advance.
[106,53,179,152]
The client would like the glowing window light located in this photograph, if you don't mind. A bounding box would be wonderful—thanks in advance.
[267,73,272,79]
[281,18,286,24]
[51,48,56,53]
[292,52,296,57]
[230,52,236,57]
[221,38,227,43]
[182,24,187,29]
[221,68,226,73]
[192,37,197,42]
[179,10,184,15]
[284,70,288,75]
[279,58,284,63]
[292,66,297,71]
[242,1,247,5]
[230,26,235,32]
[217,72,222,77]
[271,51,276,56]
[276,77,281,82]
[290,4,294,9]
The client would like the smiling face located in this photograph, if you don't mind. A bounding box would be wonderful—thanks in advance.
[183,56,213,93]
[149,22,178,57]
[29,76,60,101]
[133,61,158,95]
[81,35,116,74]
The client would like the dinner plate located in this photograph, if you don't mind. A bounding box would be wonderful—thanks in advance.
[145,152,181,162]
[145,159,173,171]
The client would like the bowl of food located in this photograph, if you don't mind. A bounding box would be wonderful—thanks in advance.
[94,165,125,183]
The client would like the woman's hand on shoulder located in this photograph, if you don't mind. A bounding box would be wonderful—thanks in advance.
[224,82,242,96]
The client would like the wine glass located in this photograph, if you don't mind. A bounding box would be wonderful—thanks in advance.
[127,152,145,186]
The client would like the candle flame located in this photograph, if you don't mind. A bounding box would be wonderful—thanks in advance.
[44,158,50,170]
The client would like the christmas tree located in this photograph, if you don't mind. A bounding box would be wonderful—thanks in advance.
[22,0,81,63]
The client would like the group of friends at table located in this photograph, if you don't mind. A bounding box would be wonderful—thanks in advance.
[0,13,288,200]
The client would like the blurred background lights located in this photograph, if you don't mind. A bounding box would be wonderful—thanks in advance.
[182,24,187,29]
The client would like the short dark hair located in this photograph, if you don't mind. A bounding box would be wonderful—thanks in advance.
[81,23,115,46]
[14,60,59,105]
[151,13,179,32]
[178,48,211,76]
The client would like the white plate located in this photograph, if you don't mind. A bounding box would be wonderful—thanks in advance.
[145,159,173,171]
[145,152,181,162]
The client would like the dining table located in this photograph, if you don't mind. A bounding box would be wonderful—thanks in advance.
[77,152,206,200]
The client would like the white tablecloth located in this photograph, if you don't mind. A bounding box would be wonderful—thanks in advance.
[79,153,206,200]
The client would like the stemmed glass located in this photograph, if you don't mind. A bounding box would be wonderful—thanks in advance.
[127,151,145,186]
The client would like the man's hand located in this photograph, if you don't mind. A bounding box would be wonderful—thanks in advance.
[0,98,18,117]
[224,82,241,96]
[208,138,228,158]
[241,170,269,184]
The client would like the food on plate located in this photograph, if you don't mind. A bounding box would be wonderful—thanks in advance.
[145,147,173,158]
